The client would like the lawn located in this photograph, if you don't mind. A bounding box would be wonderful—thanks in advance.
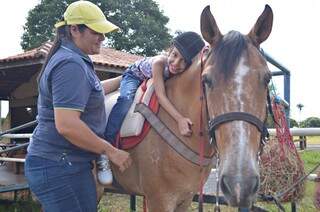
[293,135,320,145]
[304,136,320,144]
[97,150,320,211]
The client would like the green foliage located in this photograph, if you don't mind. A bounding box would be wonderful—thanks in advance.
[0,200,41,212]
[265,114,297,128]
[21,0,68,50]
[290,118,298,127]
[266,115,275,128]
[21,0,172,56]
[301,117,320,128]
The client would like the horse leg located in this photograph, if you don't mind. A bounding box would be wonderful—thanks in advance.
[146,195,177,212]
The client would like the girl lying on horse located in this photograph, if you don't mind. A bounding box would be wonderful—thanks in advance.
[97,31,205,184]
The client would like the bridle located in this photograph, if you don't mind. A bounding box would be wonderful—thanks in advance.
[199,46,271,211]
[200,47,270,156]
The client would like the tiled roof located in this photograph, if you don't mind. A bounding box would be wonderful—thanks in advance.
[0,42,142,68]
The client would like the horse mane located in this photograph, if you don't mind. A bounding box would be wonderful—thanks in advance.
[213,31,248,78]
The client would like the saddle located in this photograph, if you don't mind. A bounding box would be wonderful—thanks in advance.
[104,79,159,149]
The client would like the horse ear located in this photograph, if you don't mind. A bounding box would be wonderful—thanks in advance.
[248,5,273,46]
[200,5,222,45]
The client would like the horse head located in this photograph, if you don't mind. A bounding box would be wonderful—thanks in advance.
[200,5,273,207]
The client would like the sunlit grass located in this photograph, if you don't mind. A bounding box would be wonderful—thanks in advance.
[293,136,320,145]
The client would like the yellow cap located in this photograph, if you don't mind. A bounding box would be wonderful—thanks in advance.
[54,1,119,34]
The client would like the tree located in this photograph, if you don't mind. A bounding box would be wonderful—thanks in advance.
[290,118,299,127]
[21,0,172,56]
[296,103,304,113]
[296,103,304,127]
[300,117,320,128]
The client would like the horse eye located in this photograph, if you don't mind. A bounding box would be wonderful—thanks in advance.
[202,74,214,88]
[264,72,272,86]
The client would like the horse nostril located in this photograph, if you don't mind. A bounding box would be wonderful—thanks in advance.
[220,175,259,196]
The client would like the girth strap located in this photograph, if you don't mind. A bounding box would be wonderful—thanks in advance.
[134,103,213,167]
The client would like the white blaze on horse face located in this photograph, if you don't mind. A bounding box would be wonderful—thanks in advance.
[233,57,250,174]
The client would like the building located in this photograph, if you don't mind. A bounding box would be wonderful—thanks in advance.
[0,42,142,133]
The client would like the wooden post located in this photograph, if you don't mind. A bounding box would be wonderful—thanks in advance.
[299,136,304,150]
[303,136,307,149]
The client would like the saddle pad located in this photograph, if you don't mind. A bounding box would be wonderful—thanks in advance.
[104,79,155,137]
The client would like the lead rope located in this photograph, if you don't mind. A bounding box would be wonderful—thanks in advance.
[214,155,221,211]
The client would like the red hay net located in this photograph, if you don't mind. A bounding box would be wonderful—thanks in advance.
[258,98,305,202]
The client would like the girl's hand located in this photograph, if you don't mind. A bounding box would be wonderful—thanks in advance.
[108,149,132,172]
[178,117,193,136]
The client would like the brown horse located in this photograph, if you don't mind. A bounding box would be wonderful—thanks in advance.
[98,4,273,210]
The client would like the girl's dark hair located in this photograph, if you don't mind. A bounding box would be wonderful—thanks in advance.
[37,24,87,83]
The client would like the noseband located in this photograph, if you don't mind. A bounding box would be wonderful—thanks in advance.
[208,112,269,153]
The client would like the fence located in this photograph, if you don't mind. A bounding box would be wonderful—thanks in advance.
[1,123,320,211]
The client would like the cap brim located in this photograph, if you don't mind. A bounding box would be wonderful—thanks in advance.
[86,20,119,34]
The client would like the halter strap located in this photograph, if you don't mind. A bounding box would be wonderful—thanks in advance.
[209,112,267,134]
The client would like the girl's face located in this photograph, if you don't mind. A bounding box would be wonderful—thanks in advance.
[167,47,187,75]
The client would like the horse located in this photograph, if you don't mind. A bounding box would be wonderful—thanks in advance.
[97,4,273,210]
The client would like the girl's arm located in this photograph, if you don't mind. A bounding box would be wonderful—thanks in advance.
[152,56,192,136]
[101,75,122,94]
[54,108,131,172]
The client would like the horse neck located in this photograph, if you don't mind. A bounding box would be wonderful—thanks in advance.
[166,64,201,115]
[165,64,212,155]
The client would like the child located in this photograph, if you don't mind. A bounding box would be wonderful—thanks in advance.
[97,31,205,184]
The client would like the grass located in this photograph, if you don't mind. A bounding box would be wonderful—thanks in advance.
[303,136,320,144]
[0,199,41,212]
[293,136,320,145]
[97,150,320,212]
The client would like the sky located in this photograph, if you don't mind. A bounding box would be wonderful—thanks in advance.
[0,0,319,121]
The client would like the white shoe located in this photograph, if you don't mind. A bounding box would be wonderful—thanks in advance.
[97,155,113,185]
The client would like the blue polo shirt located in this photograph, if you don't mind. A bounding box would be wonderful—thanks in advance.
[27,40,106,162]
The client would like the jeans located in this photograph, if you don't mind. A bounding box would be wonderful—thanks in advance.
[24,155,97,212]
[104,72,142,143]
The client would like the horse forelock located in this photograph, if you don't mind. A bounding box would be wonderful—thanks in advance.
[212,31,248,79]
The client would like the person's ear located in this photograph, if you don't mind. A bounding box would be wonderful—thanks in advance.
[69,25,79,36]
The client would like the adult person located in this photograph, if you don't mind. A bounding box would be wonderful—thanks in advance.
[24,1,132,211]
